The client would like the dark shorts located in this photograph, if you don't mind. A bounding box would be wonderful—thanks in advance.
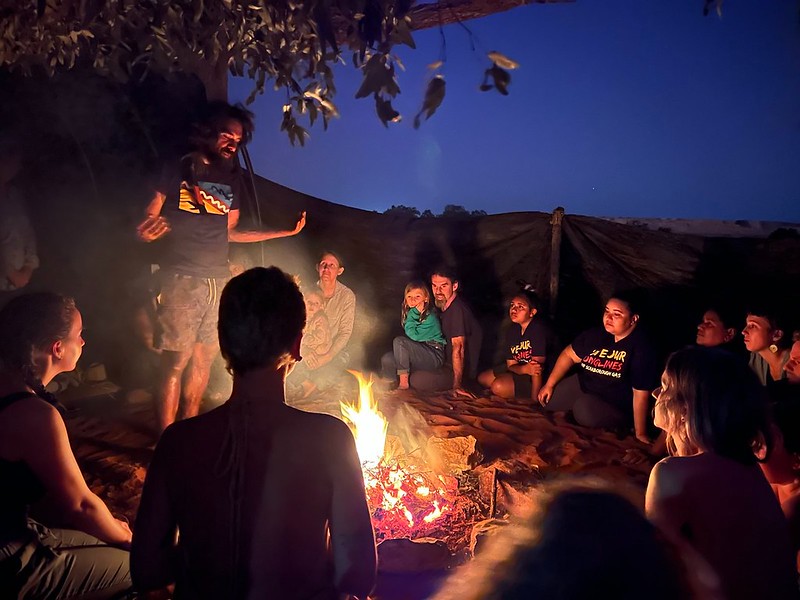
[156,273,228,351]
[492,364,532,398]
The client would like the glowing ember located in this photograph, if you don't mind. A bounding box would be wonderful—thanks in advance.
[341,371,458,540]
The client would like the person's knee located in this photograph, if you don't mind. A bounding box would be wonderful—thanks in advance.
[477,369,495,388]
[192,343,218,370]
[161,350,192,374]
[491,376,514,399]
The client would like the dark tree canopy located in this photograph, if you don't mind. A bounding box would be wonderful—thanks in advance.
[0,1,569,142]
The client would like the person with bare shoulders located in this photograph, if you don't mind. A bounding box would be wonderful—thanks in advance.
[646,346,797,600]
[136,102,306,433]
[0,293,131,598]
[132,267,376,599]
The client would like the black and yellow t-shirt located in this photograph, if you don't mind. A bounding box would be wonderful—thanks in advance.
[572,326,658,410]
[158,157,244,278]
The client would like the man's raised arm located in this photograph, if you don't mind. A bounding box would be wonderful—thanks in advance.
[227,210,306,243]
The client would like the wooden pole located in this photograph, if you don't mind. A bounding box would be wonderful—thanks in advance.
[549,207,565,318]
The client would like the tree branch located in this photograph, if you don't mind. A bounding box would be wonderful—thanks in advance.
[409,0,574,31]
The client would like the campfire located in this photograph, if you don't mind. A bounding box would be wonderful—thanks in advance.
[340,371,475,544]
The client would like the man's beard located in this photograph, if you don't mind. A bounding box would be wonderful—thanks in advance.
[434,297,446,310]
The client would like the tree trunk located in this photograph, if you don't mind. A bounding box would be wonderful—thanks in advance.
[190,54,229,102]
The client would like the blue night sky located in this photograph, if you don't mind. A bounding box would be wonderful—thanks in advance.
[230,1,800,221]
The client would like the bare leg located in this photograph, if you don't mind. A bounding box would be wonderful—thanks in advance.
[156,350,193,433]
[490,374,516,399]
[477,369,496,389]
[178,342,218,421]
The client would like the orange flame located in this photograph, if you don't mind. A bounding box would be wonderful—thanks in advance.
[340,371,388,469]
[342,371,454,536]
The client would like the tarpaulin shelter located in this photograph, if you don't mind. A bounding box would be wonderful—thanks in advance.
[235,175,800,370]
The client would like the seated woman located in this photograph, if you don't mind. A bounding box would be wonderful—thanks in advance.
[289,251,355,397]
[0,293,132,599]
[743,303,792,387]
[431,478,704,600]
[478,285,551,401]
[646,346,797,600]
[381,281,446,390]
[538,291,658,443]
[132,267,376,599]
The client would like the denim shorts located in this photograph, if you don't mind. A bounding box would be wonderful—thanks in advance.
[156,273,228,351]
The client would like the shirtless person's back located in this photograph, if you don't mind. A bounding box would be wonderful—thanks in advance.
[132,267,376,599]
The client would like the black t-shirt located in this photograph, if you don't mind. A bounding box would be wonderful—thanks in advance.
[571,326,658,411]
[158,156,243,278]
[505,319,548,363]
[440,295,483,379]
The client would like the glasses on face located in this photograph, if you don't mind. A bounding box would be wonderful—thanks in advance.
[652,386,664,402]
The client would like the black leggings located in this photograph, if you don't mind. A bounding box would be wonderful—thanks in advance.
[544,375,629,429]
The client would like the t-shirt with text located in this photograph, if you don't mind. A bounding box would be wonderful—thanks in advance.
[571,326,658,411]
[505,319,548,364]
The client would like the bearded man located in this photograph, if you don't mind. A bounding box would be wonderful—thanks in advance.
[136,102,306,432]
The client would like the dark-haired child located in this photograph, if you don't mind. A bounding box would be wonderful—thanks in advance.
[478,286,552,401]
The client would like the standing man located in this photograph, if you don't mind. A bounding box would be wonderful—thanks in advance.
[137,102,306,432]
[430,266,482,398]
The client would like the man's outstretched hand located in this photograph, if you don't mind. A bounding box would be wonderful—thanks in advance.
[291,211,307,235]
[137,215,171,242]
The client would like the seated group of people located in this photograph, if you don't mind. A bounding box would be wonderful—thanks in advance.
[383,273,799,445]
[3,264,800,599]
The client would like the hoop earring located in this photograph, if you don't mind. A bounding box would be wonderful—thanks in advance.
[769,344,779,354]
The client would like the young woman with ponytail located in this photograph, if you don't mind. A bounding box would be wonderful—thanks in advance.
[0,292,132,598]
